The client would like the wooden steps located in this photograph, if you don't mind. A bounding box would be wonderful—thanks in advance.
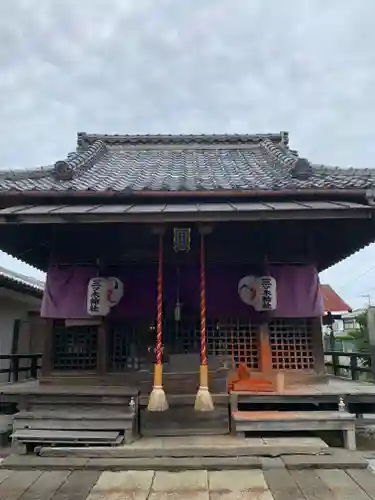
[141,405,229,437]
[231,410,357,450]
[11,429,122,446]
[139,368,228,395]
[9,387,141,453]
[0,415,12,446]
[13,410,135,431]
[139,392,229,407]
[12,407,139,451]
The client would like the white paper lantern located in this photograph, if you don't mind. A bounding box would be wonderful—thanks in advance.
[238,275,277,311]
[87,277,110,316]
[238,275,257,306]
[254,276,277,311]
[107,277,124,307]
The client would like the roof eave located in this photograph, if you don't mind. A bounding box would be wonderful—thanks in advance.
[0,187,370,200]
[0,276,44,298]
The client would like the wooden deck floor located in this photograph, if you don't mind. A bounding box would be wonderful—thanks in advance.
[1,375,375,397]
[1,467,375,499]
[0,380,139,396]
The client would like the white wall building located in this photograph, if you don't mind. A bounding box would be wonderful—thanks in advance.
[331,309,365,336]
[0,267,44,383]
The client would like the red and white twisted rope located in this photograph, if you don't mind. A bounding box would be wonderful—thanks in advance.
[156,234,163,365]
[200,233,207,366]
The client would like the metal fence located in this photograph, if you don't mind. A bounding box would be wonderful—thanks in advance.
[324,350,373,382]
[0,354,42,383]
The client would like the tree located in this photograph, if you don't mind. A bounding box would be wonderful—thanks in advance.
[348,310,369,359]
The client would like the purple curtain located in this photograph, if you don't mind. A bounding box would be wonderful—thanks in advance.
[41,264,324,319]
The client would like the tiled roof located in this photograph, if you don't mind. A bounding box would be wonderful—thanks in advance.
[321,284,352,313]
[0,265,44,296]
[0,132,375,193]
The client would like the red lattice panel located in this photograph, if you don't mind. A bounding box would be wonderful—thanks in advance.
[206,320,259,369]
[269,318,314,370]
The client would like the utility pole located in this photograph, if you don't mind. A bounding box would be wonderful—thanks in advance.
[366,307,375,382]
[360,294,371,307]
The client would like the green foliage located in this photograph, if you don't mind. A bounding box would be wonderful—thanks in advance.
[334,334,357,341]
[347,311,369,354]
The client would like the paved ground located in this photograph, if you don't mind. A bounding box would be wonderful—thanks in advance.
[1,468,375,500]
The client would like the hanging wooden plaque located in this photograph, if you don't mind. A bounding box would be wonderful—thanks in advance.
[173,228,191,252]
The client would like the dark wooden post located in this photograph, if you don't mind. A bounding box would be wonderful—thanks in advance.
[40,319,53,379]
[326,312,335,350]
[10,356,19,383]
[366,307,375,383]
[258,257,273,375]
[30,355,38,379]
[350,354,359,381]
[97,320,108,375]
[311,317,326,376]
[332,352,339,376]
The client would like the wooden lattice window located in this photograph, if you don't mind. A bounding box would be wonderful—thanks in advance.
[269,318,314,370]
[53,320,97,370]
[108,321,146,371]
[164,320,201,354]
[207,319,259,369]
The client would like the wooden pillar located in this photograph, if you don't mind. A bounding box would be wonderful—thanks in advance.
[40,319,53,379]
[311,316,325,375]
[258,322,272,372]
[259,254,273,374]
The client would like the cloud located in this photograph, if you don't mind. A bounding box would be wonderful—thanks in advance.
[0,0,375,299]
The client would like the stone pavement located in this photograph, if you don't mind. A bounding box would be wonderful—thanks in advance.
[1,468,375,499]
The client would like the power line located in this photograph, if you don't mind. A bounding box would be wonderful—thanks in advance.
[334,263,375,291]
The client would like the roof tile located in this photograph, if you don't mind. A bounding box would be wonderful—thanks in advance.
[321,284,352,313]
[0,132,374,193]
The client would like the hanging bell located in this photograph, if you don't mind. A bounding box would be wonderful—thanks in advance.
[174,300,182,322]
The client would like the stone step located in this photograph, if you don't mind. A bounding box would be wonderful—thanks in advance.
[1,449,368,471]
[39,435,329,458]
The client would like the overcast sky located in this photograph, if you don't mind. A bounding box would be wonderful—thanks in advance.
[0,0,375,308]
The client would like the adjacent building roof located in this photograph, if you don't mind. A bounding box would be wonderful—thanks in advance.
[321,284,352,313]
[0,265,44,297]
[0,132,374,194]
